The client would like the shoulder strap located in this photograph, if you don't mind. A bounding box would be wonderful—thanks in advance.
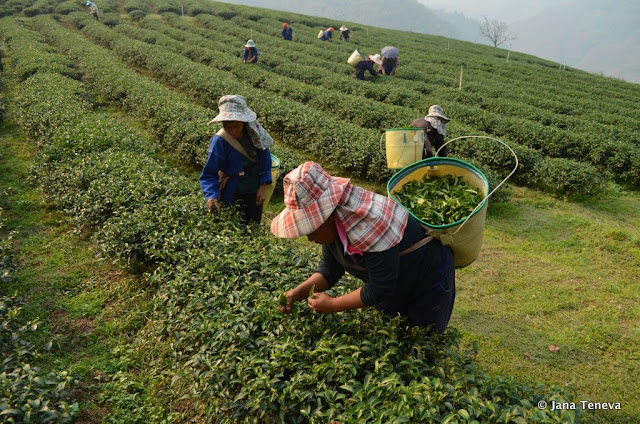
[217,129,256,163]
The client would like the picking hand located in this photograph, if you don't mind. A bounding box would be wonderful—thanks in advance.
[307,292,335,314]
[206,197,219,211]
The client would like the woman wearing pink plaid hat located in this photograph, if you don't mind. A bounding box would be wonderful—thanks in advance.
[199,95,273,224]
[271,162,455,333]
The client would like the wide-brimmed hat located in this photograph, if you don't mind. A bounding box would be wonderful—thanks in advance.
[426,105,450,122]
[245,39,256,48]
[208,95,257,124]
[271,162,350,238]
[368,54,382,65]
[340,25,348,31]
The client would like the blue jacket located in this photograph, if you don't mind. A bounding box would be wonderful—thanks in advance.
[199,134,272,205]
[282,27,293,40]
[242,47,258,62]
[321,30,333,41]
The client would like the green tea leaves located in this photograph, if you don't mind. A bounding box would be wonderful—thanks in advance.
[394,175,482,225]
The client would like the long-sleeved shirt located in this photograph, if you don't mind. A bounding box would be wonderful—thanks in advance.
[242,47,258,63]
[320,30,333,41]
[316,215,449,307]
[354,59,377,80]
[282,27,293,40]
[199,133,272,205]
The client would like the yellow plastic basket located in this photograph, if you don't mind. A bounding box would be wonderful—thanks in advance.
[387,136,518,267]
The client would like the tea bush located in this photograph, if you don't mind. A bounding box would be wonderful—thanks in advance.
[1,222,79,423]
[0,295,80,423]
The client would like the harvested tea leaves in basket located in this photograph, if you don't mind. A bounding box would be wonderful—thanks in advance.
[393,175,482,225]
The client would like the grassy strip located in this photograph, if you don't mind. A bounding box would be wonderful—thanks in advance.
[454,187,640,423]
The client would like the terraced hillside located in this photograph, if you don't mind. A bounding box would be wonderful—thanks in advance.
[0,0,638,423]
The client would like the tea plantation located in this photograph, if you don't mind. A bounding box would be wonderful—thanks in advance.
[0,0,638,423]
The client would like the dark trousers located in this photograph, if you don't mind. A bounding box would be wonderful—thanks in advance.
[232,192,263,224]
[378,244,455,333]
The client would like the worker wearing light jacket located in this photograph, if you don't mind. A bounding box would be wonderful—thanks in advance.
[86,0,99,20]
[199,95,273,224]
[271,162,456,333]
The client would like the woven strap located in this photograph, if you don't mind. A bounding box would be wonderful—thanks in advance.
[399,235,434,256]
[217,129,256,163]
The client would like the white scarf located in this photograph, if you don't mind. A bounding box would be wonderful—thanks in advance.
[425,117,447,137]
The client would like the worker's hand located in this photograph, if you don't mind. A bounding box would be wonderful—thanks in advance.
[256,184,266,205]
[206,197,219,212]
[307,292,335,314]
[278,287,307,314]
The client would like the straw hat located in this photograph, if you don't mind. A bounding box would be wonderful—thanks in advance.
[340,25,348,31]
[245,39,256,48]
[426,105,451,122]
[271,162,350,238]
[368,54,382,65]
[208,95,257,124]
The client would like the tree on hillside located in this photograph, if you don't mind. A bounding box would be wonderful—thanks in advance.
[479,17,517,47]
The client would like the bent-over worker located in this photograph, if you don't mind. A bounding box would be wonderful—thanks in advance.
[86,0,99,20]
[354,54,380,81]
[410,105,451,158]
[320,27,334,41]
[271,162,456,333]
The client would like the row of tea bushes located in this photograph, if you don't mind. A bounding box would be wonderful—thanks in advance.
[58,12,389,180]
[66,12,605,196]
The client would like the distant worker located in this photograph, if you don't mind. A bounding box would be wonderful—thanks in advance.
[0,43,5,73]
[339,25,350,42]
[242,40,258,64]
[410,105,451,158]
[86,0,99,20]
[281,22,294,41]
[354,54,380,81]
[380,45,399,76]
[319,27,334,41]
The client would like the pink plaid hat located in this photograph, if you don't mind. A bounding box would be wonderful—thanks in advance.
[271,162,350,238]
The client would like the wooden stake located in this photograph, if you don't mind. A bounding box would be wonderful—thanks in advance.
[459,64,464,91]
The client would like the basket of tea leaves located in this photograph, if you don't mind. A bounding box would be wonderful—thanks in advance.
[387,157,490,267]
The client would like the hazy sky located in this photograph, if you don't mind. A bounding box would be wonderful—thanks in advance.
[418,0,567,22]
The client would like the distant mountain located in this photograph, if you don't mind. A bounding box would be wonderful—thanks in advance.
[513,0,640,83]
